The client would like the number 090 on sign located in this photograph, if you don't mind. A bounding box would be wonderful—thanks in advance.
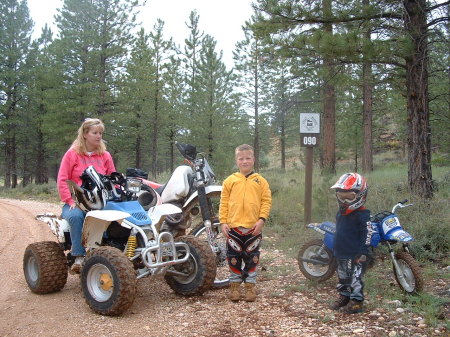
[301,135,319,147]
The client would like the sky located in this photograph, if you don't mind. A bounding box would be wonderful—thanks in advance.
[27,0,255,68]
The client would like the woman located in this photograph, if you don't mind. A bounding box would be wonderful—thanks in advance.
[57,118,116,273]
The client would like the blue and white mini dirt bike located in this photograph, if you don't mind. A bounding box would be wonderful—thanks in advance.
[23,166,216,316]
[297,200,423,293]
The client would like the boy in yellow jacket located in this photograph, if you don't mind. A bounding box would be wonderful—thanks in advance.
[220,144,272,302]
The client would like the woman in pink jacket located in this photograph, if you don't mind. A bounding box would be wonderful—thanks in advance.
[57,118,116,273]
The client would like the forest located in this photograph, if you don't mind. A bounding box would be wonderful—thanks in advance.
[0,0,449,200]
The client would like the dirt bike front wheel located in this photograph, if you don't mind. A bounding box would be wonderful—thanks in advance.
[190,222,229,288]
[297,239,337,282]
[81,246,137,316]
[393,251,423,294]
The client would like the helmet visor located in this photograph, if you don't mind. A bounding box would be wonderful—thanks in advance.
[336,190,357,203]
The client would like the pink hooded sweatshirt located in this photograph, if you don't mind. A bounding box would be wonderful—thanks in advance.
[57,148,116,206]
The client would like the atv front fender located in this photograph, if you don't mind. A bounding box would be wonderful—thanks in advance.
[81,210,130,250]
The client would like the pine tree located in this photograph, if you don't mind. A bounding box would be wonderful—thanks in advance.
[0,0,33,188]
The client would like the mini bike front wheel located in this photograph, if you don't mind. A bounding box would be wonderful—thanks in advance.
[393,251,423,294]
[297,239,337,282]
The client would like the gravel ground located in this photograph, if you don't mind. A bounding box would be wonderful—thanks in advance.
[0,198,448,337]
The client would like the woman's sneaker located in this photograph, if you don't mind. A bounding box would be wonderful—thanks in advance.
[70,256,84,274]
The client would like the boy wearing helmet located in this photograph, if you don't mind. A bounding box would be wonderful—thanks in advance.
[329,173,372,314]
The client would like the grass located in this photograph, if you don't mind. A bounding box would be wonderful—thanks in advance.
[0,181,59,203]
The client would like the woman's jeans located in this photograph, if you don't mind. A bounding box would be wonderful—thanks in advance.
[61,204,86,256]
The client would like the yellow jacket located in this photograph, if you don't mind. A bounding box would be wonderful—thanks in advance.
[219,172,272,228]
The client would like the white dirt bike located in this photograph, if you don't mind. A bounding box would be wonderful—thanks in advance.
[133,142,228,288]
[23,166,216,316]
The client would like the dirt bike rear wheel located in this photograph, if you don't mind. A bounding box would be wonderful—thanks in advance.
[81,246,137,316]
[190,222,229,288]
[164,235,216,295]
[185,191,229,288]
[393,251,423,294]
[297,239,337,282]
[23,241,68,294]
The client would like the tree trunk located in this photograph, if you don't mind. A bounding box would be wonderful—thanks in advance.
[151,68,160,179]
[321,0,336,174]
[135,134,142,169]
[254,43,260,172]
[35,125,49,184]
[362,0,373,173]
[403,0,433,199]
[362,60,373,172]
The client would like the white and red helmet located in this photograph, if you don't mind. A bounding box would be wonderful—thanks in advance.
[331,173,368,213]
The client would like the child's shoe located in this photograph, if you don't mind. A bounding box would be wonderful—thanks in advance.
[243,282,257,302]
[341,299,364,314]
[229,282,241,302]
[329,295,350,310]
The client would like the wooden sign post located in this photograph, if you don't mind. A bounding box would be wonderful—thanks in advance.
[300,113,320,225]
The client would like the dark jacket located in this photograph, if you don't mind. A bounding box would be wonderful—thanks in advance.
[333,208,372,259]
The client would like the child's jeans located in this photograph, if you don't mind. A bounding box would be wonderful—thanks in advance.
[336,258,367,301]
[226,227,262,284]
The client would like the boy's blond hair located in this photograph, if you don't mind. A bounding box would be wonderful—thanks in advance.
[235,144,254,157]
[71,118,106,154]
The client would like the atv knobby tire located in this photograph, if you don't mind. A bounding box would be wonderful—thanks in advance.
[81,246,137,316]
[165,235,216,295]
[393,250,423,294]
[23,241,68,294]
[297,239,337,282]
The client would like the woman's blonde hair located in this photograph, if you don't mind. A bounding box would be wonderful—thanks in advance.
[71,118,106,154]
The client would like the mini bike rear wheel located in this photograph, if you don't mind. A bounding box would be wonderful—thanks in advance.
[297,239,337,282]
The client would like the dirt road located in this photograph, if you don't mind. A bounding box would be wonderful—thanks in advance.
[0,198,446,337]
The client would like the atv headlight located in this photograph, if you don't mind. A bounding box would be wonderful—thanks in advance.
[126,178,142,193]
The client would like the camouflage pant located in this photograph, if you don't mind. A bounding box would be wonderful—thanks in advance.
[226,227,262,284]
[336,258,367,301]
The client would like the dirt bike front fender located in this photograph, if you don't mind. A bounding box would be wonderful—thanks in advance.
[147,203,182,226]
[81,210,130,250]
[182,185,222,209]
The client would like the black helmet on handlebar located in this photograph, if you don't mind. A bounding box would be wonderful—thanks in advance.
[175,142,197,161]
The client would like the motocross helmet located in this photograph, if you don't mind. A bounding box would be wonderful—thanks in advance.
[331,172,368,214]
[67,166,108,211]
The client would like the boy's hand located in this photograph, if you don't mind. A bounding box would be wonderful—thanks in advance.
[220,223,230,237]
[354,255,367,264]
[252,219,265,236]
